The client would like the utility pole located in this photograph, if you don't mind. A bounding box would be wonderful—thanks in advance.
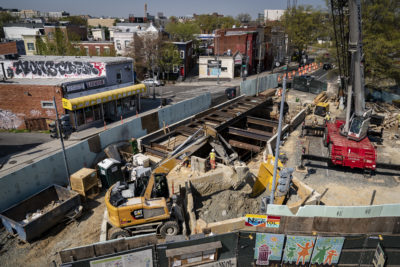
[53,96,71,189]
[216,35,220,84]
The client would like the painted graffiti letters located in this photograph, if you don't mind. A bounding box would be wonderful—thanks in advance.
[4,60,105,78]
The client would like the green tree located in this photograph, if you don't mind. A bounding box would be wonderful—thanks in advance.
[35,36,48,55]
[194,15,239,33]
[158,42,182,81]
[165,21,200,41]
[283,6,325,55]
[59,16,87,26]
[0,12,17,39]
[362,0,400,84]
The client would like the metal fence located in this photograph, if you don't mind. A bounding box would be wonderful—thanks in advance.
[292,76,327,94]
[60,217,400,267]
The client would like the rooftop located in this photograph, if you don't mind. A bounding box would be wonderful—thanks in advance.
[14,55,132,64]
[0,77,85,86]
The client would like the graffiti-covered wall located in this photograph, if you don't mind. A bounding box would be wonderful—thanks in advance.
[3,60,106,79]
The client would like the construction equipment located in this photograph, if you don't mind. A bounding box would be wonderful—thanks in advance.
[105,125,238,240]
[251,155,293,204]
[302,102,329,136]
[301,0,400,173]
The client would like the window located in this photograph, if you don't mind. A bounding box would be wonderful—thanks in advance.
[116,40,121,50]
[180,50,185,59]
[116,70,122,83]
[124,40,130,48]
[84,46,89,56]
[104,46,110,55]
[48,32,54,40]
[173,65,179,73]
[27,43,35,51]
[41,101,55,109]
[95,47,100,55]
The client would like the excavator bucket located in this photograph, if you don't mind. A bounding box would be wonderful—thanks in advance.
[251,155,283,197]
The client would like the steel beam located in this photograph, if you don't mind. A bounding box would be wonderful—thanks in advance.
[228,126,271,141]
[247,116,278,128]
[228,139,261,152]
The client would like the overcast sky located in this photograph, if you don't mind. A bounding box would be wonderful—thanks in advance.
[1,0,326,18]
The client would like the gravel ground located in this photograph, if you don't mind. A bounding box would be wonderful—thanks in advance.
[0,192,106,267]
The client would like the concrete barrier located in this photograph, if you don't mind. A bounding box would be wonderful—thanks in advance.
[0,93,212,211]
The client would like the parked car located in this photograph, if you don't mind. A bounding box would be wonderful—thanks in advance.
[323,63,332,70]
[142,78,164,86]
[225,87,237,99]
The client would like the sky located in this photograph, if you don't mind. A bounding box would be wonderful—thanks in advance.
[1,0,327,19]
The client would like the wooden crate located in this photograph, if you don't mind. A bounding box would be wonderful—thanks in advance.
[70,168,99,197]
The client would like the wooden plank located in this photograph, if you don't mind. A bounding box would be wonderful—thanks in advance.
[284,217,314,233]
[94,239,128,256]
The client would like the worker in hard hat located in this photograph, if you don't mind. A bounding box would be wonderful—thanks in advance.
[325,112,331,123]
[209,149,216,170]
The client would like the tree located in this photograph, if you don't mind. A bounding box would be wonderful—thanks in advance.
[0,12,17,39]
[283,5,325,55]
[126,33,163,79]
[194,15,239,33]
[158,42,182,81]
[236,13,252,23]
[165,21,200,41]
[59,16,87,26]
[361,0,400,84]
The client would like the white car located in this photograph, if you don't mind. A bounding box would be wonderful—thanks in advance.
[142,78,163,87]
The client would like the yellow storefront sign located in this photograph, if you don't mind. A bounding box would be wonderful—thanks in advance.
[62,83,146,111]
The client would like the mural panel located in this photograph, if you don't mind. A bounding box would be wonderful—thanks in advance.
[4,60,106,78]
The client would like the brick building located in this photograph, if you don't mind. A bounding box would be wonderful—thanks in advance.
[214,28,258,75]
[0,41,26,59]
[44,23,87,41]
[74,41,115,56]
[0,56,145,131]
[171,40,195,79]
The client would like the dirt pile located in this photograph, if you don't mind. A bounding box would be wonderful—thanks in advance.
[195,185,265,223]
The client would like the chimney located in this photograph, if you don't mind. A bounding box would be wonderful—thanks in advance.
[144,3,147,18]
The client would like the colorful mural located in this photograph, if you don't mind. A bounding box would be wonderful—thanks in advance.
[311,236,345,265]
[245,214,267,227]
[4,60,106,79]
[283,235,316,265]
[254,233,285,265]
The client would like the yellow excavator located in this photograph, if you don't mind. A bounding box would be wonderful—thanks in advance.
[302,102,329,136]
[105,125,238,239]
[105,156,183,239]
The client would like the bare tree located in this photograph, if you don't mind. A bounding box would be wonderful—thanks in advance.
[126,32,163,79]
[236,13,252,23]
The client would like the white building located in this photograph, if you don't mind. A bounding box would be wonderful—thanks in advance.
[199,56,234,79]
[264,9,285,21]
[112,23,159,56]
[4,23,44,40]
[92,28,105,41]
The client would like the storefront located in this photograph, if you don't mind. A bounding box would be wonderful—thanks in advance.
[62,83,145,130]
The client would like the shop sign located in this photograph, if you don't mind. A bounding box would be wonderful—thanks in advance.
[65,82,85,92]
[86,78,106,89]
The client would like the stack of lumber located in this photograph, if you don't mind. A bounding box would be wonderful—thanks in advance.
[313,92,328,105]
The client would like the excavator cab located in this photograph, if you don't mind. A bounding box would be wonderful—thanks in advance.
[314,102,329,117]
